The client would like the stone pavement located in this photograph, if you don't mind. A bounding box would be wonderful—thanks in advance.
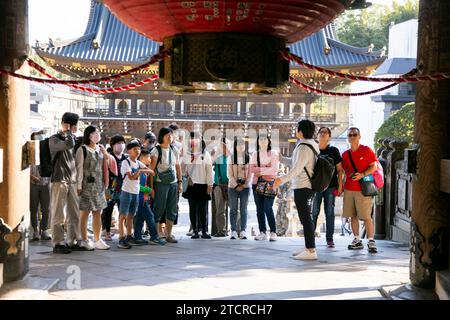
[0,198,410,300]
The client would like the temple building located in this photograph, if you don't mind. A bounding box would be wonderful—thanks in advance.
[34,0,385,154]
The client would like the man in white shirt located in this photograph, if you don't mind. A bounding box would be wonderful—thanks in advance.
[274,120,319,260]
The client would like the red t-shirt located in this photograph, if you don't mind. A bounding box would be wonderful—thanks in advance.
[342,145,377,191]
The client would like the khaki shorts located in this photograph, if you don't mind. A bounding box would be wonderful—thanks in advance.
[343,190,373,220]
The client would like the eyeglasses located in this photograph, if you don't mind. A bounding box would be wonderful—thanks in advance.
[348,133,359,137]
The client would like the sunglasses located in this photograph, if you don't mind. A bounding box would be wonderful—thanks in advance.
[348,133,359,137]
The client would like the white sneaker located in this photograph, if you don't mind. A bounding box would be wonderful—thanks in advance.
[80,240,95,251]
[255,232,268,241]
[239,231,247,239]
[94,239,110,250]
[292,249,303,256]
[293,249,318,260]
[269,232,277,241]
[230,231,238,240]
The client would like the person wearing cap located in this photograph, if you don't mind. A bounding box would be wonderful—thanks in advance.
[118,140,154,249]
[101,134,127,241]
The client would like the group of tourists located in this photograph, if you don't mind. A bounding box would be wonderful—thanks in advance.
[30,112,381,260]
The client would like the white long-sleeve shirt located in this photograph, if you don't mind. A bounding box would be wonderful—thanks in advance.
[279,139,319,190]
[183,151,214,186]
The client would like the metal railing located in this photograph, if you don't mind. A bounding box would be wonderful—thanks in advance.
[83,108,337,123]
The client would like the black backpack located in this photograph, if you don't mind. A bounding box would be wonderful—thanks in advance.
[300,143,335,193]
[38,138,53,178]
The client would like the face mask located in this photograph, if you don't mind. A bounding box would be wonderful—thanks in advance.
[90,132,101,144]
[114,143,125,153]
[34,134,45,141]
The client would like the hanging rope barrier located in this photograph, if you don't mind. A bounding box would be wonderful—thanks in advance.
[281,50,450,82]
[289,68,418,96]
[0,49,170,85]
[27,59,159,93]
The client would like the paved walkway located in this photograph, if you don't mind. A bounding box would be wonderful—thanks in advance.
[1,199,410,300]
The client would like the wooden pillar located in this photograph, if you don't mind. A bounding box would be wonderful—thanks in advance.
[0,0,30,284]
[410,0,450,288]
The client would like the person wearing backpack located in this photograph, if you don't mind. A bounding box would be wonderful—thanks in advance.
[101,135,127,241]
[311,127,344,248]
[150,127,183,243]
[133,148,166,245]
[118,140,154,249]
[49,112,84,254]
[274,120,320,260]
[341,127,378,253]
[75,125,112,251]
[249,133,279,242]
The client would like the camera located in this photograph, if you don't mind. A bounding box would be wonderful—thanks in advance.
[87,176,95,183]
[237,178,246,185]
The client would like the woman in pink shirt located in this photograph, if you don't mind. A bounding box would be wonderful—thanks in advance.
[250,133,279,241]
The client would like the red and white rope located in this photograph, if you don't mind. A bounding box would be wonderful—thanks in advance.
[289,68,418,96]
[0,49,169,85]
[27,59,158,93]
[282,50,450,83]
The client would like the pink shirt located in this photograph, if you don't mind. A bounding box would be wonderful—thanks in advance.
[249,150,279,185]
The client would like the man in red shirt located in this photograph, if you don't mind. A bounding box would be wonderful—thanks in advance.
[341,127,378,253]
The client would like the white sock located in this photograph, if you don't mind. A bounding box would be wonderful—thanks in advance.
[368,237,374,241]
[355,235,360,241]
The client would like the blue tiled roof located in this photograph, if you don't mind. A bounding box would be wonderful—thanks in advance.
[372,58,417,76]
[288,27,385,67]
[35,0,384,68]
[36,0,160,64]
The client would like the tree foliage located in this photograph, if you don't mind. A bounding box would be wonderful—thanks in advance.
[335,0,419,51]
[374,102,415,150]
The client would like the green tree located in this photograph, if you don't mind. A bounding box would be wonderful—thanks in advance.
[335,0,419,51]
[374,102,415,150]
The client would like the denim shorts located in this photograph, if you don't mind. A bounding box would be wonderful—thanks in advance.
[119,191,139,216]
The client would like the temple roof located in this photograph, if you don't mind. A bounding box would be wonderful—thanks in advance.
[34,0,385,75]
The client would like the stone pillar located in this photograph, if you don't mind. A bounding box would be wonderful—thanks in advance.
[385,139,409,239]
[108,97,115,115]
[0,0,30,284]
[374,138,389,239]
[304,102,311,119]
[410,0,450,288]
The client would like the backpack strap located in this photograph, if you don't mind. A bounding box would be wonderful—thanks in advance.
[82,145,87,160]
[123,158,131,179]
[156,145,162,168]
[155,145,174,173]
[299,143,317,182]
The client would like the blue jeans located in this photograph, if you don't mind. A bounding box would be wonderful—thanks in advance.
[312,187,336,241]
[252,185,276,233]
[134,200,158,240]
[228,187,250,232]
[153,182,178,222]
[119,191,139,216]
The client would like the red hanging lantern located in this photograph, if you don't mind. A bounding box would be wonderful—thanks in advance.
[102,0,355,43]
[102,0,360,88]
